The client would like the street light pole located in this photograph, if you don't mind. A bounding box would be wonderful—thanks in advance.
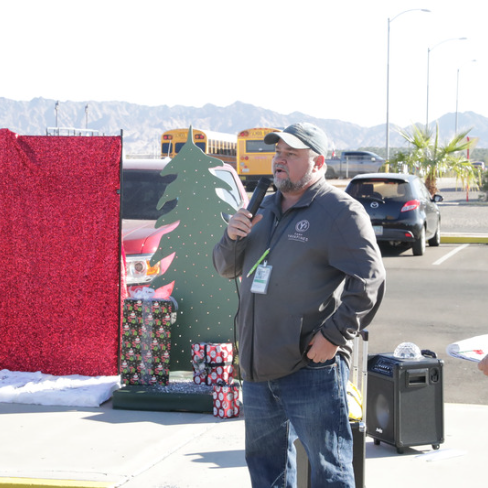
[455,59,476,134]
[55,101,59,128]
[386,9,430,162]
[426,37,467,130]
[85,104,89,130]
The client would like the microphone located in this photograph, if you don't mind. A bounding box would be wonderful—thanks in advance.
[247,177,272,217]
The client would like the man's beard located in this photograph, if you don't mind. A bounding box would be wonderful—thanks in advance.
[273,165,314,193]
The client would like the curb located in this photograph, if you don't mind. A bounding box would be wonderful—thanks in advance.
[441,235,488,244]
[0,479,115,488]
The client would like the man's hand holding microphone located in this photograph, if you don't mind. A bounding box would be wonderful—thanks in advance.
[227,177,271,241]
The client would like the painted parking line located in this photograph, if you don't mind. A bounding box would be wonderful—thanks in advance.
[0,479,115,488]
[433,244,470,266]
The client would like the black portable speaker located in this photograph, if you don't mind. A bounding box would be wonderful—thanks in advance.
[366,353,444,453]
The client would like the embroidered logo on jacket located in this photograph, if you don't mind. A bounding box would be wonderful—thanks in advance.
[288,219,310,242]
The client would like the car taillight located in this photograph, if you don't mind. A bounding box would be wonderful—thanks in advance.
[125,254,161,285]
[401,200,420,212]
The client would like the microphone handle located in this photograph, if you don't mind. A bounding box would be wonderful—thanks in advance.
[247,177,272,217]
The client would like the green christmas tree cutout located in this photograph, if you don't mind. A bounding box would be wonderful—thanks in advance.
[149,126,240,370]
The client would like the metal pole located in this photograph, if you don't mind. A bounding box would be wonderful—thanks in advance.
[455,59,476,134]
[386,17,391,162]
[455,68,460,135]
[386,9,430,162]
[426,37,467,130]
[426,47,431,130]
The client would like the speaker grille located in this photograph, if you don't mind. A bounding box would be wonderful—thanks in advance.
[367,374,394,443]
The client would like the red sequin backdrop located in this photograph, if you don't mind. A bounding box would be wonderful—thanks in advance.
[0,129,121,376]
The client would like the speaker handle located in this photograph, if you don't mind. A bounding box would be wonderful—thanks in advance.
[421,349,437,359]
[406,369,428,388]
[359,329,369,342]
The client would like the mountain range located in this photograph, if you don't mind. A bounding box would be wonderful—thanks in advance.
[1,97,487,155]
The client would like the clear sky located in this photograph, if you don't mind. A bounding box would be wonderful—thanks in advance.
[1,0,486,129]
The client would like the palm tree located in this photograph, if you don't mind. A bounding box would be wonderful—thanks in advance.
[451,160,480,194]
[397,123,476,195]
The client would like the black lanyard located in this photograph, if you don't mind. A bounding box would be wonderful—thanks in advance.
[247,201,301,278]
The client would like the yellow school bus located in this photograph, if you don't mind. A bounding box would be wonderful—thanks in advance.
[161,128,237,168]
[237,127,281,190]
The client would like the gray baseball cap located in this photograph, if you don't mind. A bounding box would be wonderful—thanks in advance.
[264,123,328,157]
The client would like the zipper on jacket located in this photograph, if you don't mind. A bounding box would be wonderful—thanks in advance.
[248,211,294,380]
[249,215,279,381]
[249,292,256,381]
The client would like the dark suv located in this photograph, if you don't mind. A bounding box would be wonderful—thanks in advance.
[345,173,443,256]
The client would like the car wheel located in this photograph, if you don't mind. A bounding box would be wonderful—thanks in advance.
[412,226,426,256]
[428,221,441,247]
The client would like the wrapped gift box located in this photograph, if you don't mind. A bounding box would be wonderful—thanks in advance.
[191,342,234,385]
[213,384,241,419]
[120,298,172,386]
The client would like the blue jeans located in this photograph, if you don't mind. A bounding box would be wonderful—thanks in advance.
[242,356,355,488]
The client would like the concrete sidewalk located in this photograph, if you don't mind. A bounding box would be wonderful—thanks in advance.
[0,400,486,488]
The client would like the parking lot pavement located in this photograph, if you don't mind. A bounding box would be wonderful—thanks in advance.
[429,181,488,243]
[0,400,487,488]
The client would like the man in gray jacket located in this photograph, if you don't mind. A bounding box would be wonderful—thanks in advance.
[213,123,386,488]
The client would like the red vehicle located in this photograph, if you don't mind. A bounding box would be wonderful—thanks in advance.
[121,158,248,297]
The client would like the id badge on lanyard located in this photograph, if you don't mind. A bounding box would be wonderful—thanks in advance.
[248,215,287,295]
[250,262,272,294]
